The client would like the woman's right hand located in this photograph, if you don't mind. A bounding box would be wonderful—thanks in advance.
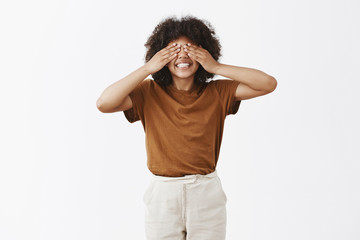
[145,43,181,74]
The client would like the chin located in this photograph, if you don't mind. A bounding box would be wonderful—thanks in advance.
[170,68,199,80]
[172,72,197,80]
[177,73,194,78]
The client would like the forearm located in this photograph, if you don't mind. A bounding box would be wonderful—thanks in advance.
[96,65,151,111]
[214,63,277,92]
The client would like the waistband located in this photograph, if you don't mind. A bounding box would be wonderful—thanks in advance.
[151,170,218,183]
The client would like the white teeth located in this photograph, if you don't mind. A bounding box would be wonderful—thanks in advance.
[176,63,190,68]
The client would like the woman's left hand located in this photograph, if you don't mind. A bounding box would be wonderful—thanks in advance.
[184,43,220,74]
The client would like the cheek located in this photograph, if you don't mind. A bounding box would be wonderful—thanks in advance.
[188,56,198,66]
[193,62,200,70]
[169,56,176,62]
[167,59,176,67]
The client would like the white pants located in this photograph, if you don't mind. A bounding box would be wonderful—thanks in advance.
[143,170,227,240]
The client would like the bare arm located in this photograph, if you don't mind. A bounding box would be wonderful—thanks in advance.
[215,64,277,100]
[214,64,277,92]
[96,43,181,113]
[184,43,277,101]
[96,66,151,113]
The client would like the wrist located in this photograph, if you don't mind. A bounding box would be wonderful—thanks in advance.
[212,62,223,75]
[141,63,154,75]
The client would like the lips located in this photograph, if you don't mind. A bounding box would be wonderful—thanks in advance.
[175,61,192,69]
[177,63,190,67]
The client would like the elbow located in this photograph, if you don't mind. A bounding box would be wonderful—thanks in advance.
[96,98,109,113]
[265,76,277,93]
[96,98,124,113]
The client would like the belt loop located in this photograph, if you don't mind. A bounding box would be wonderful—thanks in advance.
[192,175,197,183]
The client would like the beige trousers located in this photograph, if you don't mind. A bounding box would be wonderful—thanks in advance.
[143,170,227,240]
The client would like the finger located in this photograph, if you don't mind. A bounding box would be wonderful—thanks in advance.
[160,51,178,64]
[163,45,181,57]
[187,50,205,62]
[184,43,200,50]
[188,43,205,50]
[184,46,198,56]
[160,44,180,56]
[166,42,177,50]
[187,52,199,60]
[185,47,202,59]
[186,45,208,58]
[166,43,181,52]
[164,51,178,59]
[157,44,176,56]
[161,53,178,67]
[184,44,203,53]
[168,52,178,60]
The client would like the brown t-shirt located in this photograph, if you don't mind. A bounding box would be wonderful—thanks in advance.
[124,79,241,177]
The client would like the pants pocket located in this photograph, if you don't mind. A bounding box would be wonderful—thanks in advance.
[216,177,227,204]
[143,180,155,206]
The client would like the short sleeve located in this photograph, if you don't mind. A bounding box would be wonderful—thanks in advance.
[213,79,241,115]
[123,79,151,123]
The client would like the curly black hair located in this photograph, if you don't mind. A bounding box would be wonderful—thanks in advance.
[144,16,221,87]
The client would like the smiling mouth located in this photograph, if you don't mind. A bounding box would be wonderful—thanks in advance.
[176,63,192,69]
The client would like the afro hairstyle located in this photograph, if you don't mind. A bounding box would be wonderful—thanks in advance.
[144,15,222,87]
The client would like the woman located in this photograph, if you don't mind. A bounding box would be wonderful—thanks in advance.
[96,15,277,240]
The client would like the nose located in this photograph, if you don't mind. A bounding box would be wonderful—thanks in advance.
[177,45,189,58]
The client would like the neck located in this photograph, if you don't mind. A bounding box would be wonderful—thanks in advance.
[171,76,195,91]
